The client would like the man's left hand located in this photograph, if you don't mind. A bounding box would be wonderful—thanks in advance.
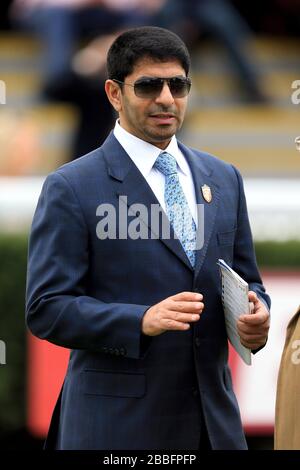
[237,291,270,350]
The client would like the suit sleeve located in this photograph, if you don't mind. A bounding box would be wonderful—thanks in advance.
[231,165,271,312]
[26,171,150,360]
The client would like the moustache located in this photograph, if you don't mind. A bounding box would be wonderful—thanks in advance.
[148,107,178,116]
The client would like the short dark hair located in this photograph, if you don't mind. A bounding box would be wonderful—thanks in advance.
[107,26,191,82]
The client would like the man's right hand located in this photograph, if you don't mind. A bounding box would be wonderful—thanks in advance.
[141,291,204,336]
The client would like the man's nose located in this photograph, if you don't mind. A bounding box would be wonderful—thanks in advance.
[154,81,174,106]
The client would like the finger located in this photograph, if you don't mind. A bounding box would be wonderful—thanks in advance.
[171,291,203,302]
[239,311,270,325]
[248,291,258,303]
[240,334,267,343]
[169,300,204,313]
[161,318,191,331]
[238,317,269,329]
[166,311,201,323]
[237,322,269,336]
[240,336,267,348]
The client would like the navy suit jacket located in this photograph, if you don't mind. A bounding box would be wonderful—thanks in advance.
[26,132,270,450]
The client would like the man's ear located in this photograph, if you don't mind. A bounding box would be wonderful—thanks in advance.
[105,79,122,112]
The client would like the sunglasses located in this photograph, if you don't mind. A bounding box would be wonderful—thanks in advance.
[113,76,191,99]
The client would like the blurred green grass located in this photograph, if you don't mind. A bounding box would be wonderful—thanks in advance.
[0,234,27,435]
[255,240,300,269]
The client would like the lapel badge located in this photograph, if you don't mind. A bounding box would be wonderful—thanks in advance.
[201,184,212,203]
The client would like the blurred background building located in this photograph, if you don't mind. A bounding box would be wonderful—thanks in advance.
[0,0,299,450]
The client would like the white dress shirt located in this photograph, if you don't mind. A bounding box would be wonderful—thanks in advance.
[113,120,198,226]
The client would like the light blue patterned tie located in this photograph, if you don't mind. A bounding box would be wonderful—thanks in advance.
[154,151,197,268]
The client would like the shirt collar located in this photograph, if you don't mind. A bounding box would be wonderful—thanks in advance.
[113,120,189,178]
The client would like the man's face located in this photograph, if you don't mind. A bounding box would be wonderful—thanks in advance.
[107,58,189,149]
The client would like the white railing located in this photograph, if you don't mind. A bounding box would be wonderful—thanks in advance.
[0,176,299,240]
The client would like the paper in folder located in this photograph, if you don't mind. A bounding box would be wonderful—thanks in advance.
[217,259,252,365]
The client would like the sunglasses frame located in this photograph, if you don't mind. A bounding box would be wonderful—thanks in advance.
[113,76,192,99]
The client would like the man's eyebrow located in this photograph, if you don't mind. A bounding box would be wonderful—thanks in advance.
[136,75,187,80]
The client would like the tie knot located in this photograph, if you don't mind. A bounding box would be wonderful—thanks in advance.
[154,152,177,177]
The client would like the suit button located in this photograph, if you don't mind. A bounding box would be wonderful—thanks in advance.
[192,387,199,397]
[195,337,200,347]
[119,347,126,356]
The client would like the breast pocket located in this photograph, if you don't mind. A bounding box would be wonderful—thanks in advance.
[83,369,146,398]
[217,228,236,265]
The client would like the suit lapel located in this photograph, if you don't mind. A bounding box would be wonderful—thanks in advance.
[178,142,220,282]
[101,133,193,271]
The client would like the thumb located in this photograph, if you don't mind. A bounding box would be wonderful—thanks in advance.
[248,291,258,303]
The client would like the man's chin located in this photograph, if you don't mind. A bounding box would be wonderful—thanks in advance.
[145,126,178,143]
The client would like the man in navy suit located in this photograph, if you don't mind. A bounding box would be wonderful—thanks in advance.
[26,26,270,450]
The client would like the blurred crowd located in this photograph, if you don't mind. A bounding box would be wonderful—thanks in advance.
[0,0,299,160]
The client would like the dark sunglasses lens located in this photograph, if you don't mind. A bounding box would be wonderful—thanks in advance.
[134,79,163,98]
[134,77,191,98]
[169,78,191,97]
